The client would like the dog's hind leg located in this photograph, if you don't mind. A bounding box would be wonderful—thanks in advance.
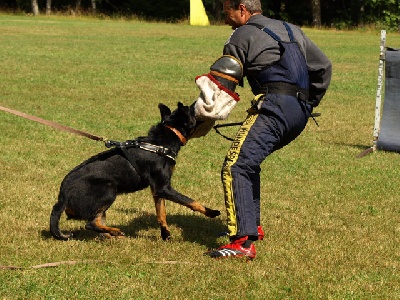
[85,209,125,237]
[50,195,74,240]
[153,195,171,240]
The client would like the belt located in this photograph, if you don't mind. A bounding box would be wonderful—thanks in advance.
[259,82,310,104]
[253,82,320,125]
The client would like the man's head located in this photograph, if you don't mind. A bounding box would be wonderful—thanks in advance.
[223,0,262,29]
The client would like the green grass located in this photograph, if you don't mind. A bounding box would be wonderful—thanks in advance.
[1,14,400,299]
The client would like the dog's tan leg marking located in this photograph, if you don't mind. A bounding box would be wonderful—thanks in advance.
[187,201,207,214]
[65,207,75,216]
[65,207,78,218]
[154,196,167,228]
[86,210,125,237]
[187,201,221,218]
[153,195,171,240]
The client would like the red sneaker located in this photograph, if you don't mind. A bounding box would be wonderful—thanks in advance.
[204,236,256,260]
[257,226,265,240]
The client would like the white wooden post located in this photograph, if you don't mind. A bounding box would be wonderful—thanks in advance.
[373,30,386,150]
[357,30,386,158]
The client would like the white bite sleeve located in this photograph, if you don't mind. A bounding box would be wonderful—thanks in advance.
[194,74,240,121]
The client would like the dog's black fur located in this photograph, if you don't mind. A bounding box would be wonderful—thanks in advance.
[50,102,220,241]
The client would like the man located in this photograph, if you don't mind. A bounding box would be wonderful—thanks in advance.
[192,0,332,259]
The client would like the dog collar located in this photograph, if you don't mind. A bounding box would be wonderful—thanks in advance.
[165,125,187,145]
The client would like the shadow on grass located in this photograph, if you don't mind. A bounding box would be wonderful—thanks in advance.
[123,213,226,248]
[330,142,375,157]
[41,212,226,249]
[331,142,371,149]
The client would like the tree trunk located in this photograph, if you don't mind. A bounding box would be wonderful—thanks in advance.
[75,0,81,14]
[311,0,321,27]
[212,0,222,22]
[46,0,51,15]
[359,3,364,28]
[91,0,96,14]
[32,0,39,15]
[398,8,400,33]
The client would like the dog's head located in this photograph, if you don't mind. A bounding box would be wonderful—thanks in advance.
[158,102,196,140]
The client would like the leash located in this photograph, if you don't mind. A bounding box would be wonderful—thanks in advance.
[1,104,183,157]
[213,112,321,141]
[213,122,243,141]
[0,105,107,142]
[1,104,186,181]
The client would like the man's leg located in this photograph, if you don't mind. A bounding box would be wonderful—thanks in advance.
[206,112,280,259]
[205,95,309,259]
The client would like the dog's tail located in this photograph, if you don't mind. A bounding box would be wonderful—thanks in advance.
[50,194,73,241]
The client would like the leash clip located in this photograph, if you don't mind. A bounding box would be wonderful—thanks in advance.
[104,140,125,148]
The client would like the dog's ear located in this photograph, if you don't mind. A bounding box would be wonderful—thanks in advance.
[159,103,171,120]
[178,102,190,114]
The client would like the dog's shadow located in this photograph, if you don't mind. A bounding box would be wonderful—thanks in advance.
[121,212,226,248]
[42,211,226,249]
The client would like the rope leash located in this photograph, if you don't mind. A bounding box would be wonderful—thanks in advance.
[0,104,182,167]
[0,105,107,143]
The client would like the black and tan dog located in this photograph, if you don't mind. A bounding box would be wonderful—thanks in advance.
[50,102,220,241]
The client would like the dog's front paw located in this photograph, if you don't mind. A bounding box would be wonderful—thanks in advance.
[98,233,112,240]
[98,232,126,240]
[205,208,221,218]
[109,229,125,237]
[161,226,171,241]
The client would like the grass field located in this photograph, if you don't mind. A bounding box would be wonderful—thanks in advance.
[0,14,399,299]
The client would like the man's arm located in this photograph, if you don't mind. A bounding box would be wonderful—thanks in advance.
[190,55,243,138]
[304,34,332,106]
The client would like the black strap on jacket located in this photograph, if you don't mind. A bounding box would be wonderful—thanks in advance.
[245,22,314,106]
[259,82,310,104]
[259,82,319,125]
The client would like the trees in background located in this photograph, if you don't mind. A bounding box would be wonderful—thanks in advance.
[311,0,321,27]
[31,0,38,15]
[0,0,399,30]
